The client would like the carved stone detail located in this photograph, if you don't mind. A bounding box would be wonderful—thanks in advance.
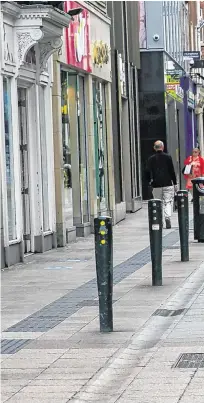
[17,29,43,66]
[39,37,63,72]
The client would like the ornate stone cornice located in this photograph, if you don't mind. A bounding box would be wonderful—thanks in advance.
[1,2,21,18]
[39,37,63,73]
[17,6,73,28]
[2,3,72,73]
[18,13,50,20]
[17,28,44,67]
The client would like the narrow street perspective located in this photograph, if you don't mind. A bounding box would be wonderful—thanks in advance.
[1,1,204,403]
[1,206,204,403]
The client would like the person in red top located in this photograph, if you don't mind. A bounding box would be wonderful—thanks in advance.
[183,148,204,201]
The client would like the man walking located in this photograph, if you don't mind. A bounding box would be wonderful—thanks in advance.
[145,140,178,229]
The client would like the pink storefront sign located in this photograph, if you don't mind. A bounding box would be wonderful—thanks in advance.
[64,1,92,72]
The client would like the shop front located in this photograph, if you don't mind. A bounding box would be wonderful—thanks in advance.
[87,6,114,223]
[180,76,197,158]
[164,57,185,189]
[53,0,114,245]
[0,2,72,267]
[195,87,204,156]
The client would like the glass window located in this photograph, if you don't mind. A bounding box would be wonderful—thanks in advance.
[61,70,73,229]
[133,67,141,198]
[61,71,90,227]
[25,46,36,65]
[3,77,17,240]
[93,81,109,213]
[78,76,89,222]
[39,86,50,232]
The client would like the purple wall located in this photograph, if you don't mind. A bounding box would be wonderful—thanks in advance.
[180,76,196,158]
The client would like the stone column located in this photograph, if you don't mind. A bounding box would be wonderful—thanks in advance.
[52,54,66,246]
[86,75,98,228]
[105,82,116,224]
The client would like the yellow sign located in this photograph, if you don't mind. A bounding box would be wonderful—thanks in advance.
[165,74,184,103]
[61,104,68,115]
[92,41,110,67]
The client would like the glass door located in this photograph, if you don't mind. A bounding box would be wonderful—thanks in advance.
[18,88,31,254]
[133,67,142,199]
[61,70,89,228]
[61,70,73,229]
[78,75,89,222]
[3,77,17,241]
[92,81,109,213]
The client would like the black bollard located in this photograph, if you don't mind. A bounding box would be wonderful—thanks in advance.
[192,177,204,242]
[148,199,163,286]
[94,216,113,332]
[177,190,189,262]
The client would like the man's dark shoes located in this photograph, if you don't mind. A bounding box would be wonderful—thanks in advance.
[165,218,171,229]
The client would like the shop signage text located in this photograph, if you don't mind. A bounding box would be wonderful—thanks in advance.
[183,51,200,61]
[166,69,183,77]
[65,1,92,72]
[92,40,110,67]
[187,90,195,108]
[165,74,184,102]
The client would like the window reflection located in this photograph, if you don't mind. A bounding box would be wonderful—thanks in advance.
[93,81,108,212]
[61,70,73,228]
[3,77,17,240]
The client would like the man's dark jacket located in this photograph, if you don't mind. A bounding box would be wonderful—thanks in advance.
[145,151,177,188]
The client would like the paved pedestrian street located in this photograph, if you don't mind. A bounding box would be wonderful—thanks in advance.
[1,205,204,403]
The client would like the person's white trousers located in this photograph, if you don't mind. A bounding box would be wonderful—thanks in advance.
[153,186,174,221]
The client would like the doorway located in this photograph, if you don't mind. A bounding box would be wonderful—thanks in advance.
[92,81,109,214]
[18,88,31,254]
[61,69,90,229]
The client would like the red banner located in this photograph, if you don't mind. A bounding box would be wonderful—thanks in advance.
[64,1,92,72]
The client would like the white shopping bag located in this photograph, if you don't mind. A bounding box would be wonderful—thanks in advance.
[184,164,192,175]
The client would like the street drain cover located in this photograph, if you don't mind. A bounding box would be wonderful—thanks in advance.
[153,308,186,317]
[174,353,204,368]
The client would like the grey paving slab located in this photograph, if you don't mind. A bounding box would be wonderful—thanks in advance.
[2,206,204,403]
[67,259,204,402]
[3,227,181,335]
[1,368,45,380]
[117,398,179,403]
[5,394,73,403]
[180,398,204,403]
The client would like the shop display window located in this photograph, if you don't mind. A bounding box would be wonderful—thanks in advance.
[3,77,17,240]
